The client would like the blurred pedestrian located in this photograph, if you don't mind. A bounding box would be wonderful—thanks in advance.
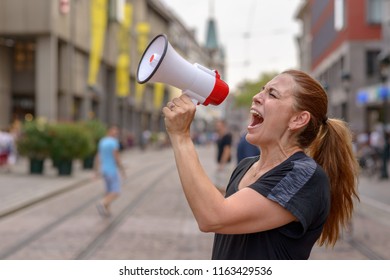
[380,131,390,179]
[0,127,16,172]
[214,119,232,193]
[236,131,260,164]
[140,129,151,150]
[95,125,126,217]
[162,69,359,259]
[370,125,385,175]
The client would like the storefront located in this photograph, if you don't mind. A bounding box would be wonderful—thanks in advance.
[357,83,390,132]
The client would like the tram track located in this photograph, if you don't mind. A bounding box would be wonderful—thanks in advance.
[75,163,176,259]
[0,155,176,260]
[342,194,390,260]
[347,238,385,260]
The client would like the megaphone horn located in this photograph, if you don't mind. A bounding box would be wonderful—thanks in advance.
[136,34,229,106]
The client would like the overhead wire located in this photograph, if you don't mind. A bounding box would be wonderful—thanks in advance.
[243,0,258,67]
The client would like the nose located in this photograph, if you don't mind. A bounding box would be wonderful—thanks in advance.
[252,91,263,104]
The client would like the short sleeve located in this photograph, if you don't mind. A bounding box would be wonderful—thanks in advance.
[250,155,330,238]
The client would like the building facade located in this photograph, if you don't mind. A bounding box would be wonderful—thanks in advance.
[0,0,227,145]
[295,0,388,133]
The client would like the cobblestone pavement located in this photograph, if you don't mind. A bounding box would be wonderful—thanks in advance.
[0,146,389,260]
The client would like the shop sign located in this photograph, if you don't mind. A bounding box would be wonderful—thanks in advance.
[356,84,390,105]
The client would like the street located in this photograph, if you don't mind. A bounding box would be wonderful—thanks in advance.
[0,146,389,260]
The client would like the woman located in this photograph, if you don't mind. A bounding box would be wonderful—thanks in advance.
[162,69,359,260]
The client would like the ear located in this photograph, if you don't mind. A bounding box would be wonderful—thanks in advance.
[289,111,311,131]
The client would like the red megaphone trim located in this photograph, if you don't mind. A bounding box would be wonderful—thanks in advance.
[202,70,229,106]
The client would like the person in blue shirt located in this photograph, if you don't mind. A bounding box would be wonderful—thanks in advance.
[95,125,125,217]
[236,132,260,164]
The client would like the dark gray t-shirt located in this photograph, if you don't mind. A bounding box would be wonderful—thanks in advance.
[212,152,330,260]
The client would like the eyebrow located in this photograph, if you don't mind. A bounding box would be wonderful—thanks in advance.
[265,85,282,97]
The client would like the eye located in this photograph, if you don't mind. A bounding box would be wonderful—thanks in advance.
[268,89,277,98]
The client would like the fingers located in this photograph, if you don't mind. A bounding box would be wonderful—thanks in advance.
[177,94,193,105]
[164,95,195,114]
[162,95,196,135]
[167,101,175,111]
[171,95,191,108]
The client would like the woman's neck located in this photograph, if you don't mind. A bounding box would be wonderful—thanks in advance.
[254,145,303,175]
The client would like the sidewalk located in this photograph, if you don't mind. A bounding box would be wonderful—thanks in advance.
[0,149,138,217]
[0,158,92,217]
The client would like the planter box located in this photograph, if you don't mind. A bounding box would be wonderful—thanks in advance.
[29,158,45,174]
[57,159,73,176]
[83,154,95,169]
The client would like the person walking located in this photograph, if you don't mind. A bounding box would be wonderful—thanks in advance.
[381,131,390,179]
[236,131,260,164]
[0,127,16,172]
[369,125,385,177]
[95,125,126,217]
[214,119,233,192]
[162,69,359,259]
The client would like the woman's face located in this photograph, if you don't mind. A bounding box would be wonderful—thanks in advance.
[246,73,298,147]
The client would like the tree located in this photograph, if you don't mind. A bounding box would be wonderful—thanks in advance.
[234,72,278,108]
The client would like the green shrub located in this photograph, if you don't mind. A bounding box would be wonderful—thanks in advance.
[16,120,51,160]
[48,122,94,161]
[80,119,106,154]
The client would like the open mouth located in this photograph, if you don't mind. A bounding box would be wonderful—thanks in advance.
[248,109,264,128]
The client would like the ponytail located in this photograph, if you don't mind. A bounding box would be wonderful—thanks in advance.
[283,69,360,246]
[307,118,360,246]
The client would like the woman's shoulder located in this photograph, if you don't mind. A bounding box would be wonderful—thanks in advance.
[290,152,316,167]
[289,152,329,186]
[237,155,259,168]
[231,156,259,178]
[286,152,327,181]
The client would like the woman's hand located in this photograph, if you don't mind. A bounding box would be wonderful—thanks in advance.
[162,95,196,139]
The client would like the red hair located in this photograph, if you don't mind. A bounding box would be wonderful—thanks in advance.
[283,69,360,246]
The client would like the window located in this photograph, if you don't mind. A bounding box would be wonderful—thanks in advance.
[367,0,382,24]
[13,41,35,72]
[334,0,346,31]
[366,50,381,77]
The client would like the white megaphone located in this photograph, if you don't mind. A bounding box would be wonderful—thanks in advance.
[137,34,229,106]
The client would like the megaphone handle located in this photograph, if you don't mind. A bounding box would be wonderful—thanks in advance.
[191,98,199,105]
[182,90,202,105]
[181,91,200,105]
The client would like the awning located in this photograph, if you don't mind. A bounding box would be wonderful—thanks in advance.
[356,84,390,105]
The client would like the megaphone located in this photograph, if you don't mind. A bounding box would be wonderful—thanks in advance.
[137,34,229,106]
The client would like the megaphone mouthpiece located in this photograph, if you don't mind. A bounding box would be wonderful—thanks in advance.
[137,34,229,106]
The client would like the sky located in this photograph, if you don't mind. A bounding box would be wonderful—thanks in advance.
[160,0,303,91]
